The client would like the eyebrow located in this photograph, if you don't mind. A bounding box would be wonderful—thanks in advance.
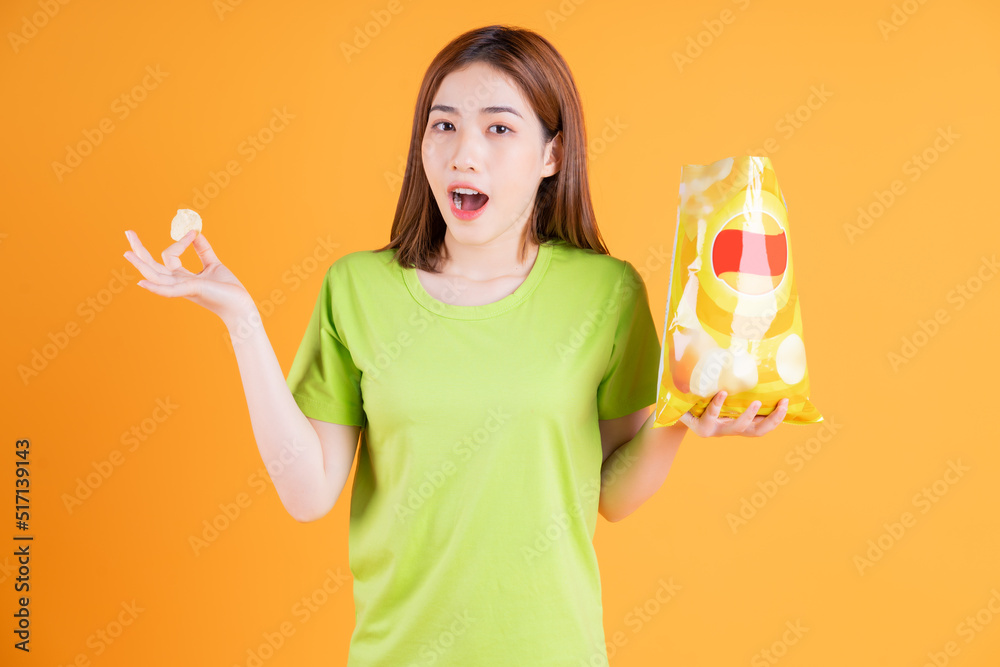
[429,104,523,119]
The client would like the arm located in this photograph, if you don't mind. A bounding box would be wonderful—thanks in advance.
[226,307,360,523]
[597,407,687,523]
[597,391,791,523]
[123,228,358,524]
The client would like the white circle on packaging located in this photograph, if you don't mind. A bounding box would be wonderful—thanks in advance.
[776,333,806,385]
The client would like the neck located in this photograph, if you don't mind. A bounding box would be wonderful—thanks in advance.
[436,229,539,281]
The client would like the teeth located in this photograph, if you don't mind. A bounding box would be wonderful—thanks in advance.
[451,187,488,211]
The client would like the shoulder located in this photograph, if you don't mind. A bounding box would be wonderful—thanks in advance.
[547,240,642,291]
[324,247,399,284]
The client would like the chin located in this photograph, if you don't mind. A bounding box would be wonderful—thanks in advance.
[448,226,497,246]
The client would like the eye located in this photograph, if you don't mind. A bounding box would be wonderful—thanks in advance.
[429,121,512,135]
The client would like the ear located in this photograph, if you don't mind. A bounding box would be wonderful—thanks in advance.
[541,130,563,178]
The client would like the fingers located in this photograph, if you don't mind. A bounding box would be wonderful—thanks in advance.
[757,399,789,434]
[126,247,178,285]
[679,408,708,437]
[740,398,789,437]
[729,400,761,434]
[706,391,727,420]
[136,275,195,298]
[687,395,791,438]
[190,231,221,268]
[124,230,169,277]
[124,229,194,287]
[161,229,198,271]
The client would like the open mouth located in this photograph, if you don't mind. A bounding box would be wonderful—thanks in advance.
[449,186,490,211]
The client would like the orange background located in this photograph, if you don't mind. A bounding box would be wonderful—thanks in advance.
[3,0,999,665]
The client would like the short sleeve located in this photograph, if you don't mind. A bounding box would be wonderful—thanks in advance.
[285,265,367,428]
[596,261,662,420]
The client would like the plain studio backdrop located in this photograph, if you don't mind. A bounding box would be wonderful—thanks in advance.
[2,1,999,665]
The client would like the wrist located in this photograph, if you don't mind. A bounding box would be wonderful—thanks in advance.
[223,303,264,342]
[649,418,688,446]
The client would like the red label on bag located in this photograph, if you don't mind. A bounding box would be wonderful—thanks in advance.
[711,212,787,295]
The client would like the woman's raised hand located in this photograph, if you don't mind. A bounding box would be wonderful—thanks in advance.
[123,229,255,327]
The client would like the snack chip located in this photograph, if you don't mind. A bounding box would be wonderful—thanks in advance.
[170,208,202,241]
[653,156,822,428]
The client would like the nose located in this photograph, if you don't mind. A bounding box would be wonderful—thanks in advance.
[449,126,483,171]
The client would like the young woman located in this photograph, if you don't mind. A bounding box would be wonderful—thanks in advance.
[124,24,787,667]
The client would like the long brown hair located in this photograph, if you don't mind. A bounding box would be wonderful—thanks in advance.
[373,24,609,272]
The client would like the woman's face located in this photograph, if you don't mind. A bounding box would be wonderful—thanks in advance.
[422,61,561,251]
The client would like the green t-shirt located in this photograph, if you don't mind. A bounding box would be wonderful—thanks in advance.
[285,238,661,666]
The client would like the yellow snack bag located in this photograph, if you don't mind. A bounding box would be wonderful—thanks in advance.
[653,156,822,428]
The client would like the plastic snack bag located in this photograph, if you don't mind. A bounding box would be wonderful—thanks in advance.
[653,156,822,428]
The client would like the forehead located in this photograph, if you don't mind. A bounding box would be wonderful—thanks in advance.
[430,62,528,115]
